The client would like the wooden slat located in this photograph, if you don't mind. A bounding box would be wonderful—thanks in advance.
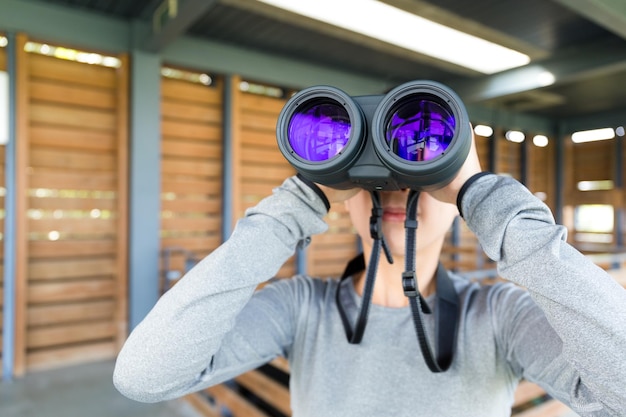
[29,239,117,258]
[28,279,115,304]
[30,103,116,131]
[162,119,222,141]
[28,196,116,211]
[30,168,117,190]
[161,139,222,159]
[30,78,116,109]
[241,113,279,131]
[161,216,222,231]
[161,78,222,105]
[30,147,116,171]
[241,146,286,164]
[513,399,573,417]
[29,54,116,88]
[28,300,115,326]
[29,258,117,281]
[236,370,291,416]
[27,321,115,349]
[162,101,222,123]
[240,93,286,114]
[160,236,222,252]
[30,125,116,152]
[241,130,280,147]
[161,198,221,214]
[26,341,116,372]
[162,158,222,177]
[28,217,117,234]
[513,381,547,407]
[162,178,222,195]
[203,385,270,417]
[241,165,294,183]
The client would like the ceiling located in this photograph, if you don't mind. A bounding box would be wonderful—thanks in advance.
[22,0,626,123]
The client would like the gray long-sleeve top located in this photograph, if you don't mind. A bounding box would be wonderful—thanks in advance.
[113,173,626,416]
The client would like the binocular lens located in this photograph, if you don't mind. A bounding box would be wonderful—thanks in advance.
[385,97,455,162]
[288,100,352,162]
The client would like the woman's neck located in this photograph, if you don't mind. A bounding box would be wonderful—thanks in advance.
[353,245,440,308]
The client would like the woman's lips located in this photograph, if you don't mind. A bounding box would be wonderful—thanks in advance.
[382,208,406,222]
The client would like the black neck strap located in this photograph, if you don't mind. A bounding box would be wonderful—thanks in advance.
[335,190,459,372]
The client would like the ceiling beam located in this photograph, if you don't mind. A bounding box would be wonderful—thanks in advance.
[142,0,218,52]
[552,0,626,40]
[447,38,626,103]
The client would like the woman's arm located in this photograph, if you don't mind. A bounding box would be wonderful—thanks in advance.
[113,176,328,402]
[461,173,626,415]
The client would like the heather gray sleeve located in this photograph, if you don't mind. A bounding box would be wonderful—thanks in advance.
[113,176,328,403]
[461,174,626,416]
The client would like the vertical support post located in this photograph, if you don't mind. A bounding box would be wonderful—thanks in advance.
[221,75,234,242]
[2,32,16,382]
[114,54,130,348]
[613,134,623,268]
[128,50,161,330]
[227,75,242,233]
[555,122,565,225]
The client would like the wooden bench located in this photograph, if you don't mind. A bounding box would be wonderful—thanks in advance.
[185,359,577,417]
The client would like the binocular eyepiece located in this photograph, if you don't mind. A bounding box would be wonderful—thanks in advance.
[276,80,472,191]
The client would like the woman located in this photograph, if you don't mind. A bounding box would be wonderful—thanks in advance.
[114,137,626,416]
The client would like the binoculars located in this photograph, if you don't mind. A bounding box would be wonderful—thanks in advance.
[276,80,471,191]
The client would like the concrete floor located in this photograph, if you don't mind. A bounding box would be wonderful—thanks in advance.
[0,360,203,417]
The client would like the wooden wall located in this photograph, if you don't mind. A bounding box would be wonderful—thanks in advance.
[159,73,224,292]
[7,35,129,374]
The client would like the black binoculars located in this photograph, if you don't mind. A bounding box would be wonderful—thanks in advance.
[276,80,472,191]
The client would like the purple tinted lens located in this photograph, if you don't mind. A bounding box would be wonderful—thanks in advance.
[288,101,351,162]
[385,97,455,162]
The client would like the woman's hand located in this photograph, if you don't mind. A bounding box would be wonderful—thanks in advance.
[316,184,361,204]
[428,130,482,206]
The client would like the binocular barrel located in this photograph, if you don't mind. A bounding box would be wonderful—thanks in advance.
[276,80,471,191]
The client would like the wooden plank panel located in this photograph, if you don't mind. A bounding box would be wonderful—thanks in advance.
[160,236,222,252]
[235,370,291,416]
[30,103,116,131]
[30,125,116,152]
[240,93,286,114]
[0,47,6,70]
[30,79,116,110]
[28,279,115,304]
[29,239,117,259]
[29,258,117,281]
[26,341,116,372]
[162,78,221,105]
[241,130,280,147]
[161,217,222,231]
[203,385,269,417]
[241,146,286,164]
[161,139,222,159]
[28,300,115,326]
[30,169,117,190]
[28,217,116,234]
[27,321,115,349]
[241,113,279,131]
[242,165,294,182]
[162,159,222,177]
[162,119,222,141]
[30,147,116,171]
[161,198,221,214]
[162,101,221,124]
[28,196,116,211]
[161,179,222,196]
[29,54,116,88]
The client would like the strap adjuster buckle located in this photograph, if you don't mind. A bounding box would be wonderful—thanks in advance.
[402,271,417,297]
